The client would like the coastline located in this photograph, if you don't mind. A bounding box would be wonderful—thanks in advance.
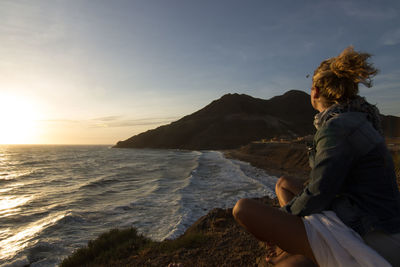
[224,142,310,181]
[61,143,309,267]
[61,142,400,266]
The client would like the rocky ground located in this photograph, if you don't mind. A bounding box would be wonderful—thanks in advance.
[62,141,400,267]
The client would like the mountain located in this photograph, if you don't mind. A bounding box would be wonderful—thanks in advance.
[114,90,317,150]
[114,90,400,150]
[381,115,400,138]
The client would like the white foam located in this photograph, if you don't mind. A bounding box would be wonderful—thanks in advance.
[162,151,277,240]
[0,147,278,265]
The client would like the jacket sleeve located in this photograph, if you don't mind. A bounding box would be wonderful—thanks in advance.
[282,124,354,216]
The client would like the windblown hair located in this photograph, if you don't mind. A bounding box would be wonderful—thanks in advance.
[312,46,378,104]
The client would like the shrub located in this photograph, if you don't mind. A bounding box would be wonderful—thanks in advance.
[60,228,152,267]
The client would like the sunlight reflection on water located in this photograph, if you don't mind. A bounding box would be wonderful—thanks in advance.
[0,146,277,266]
[0,170,34,181]
[0,182,24,193]
[0,195,33,217]
[0,212,67,261]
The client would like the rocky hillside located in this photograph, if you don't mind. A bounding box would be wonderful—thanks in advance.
[114,90,400,150]
[115,90,317,150]
[382,115,400,138]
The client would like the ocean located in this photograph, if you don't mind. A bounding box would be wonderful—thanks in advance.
[0,145,277,266]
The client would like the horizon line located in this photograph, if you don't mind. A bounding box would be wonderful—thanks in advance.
[0,143,114,146]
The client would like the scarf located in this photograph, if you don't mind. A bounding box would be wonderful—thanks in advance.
[313,96,383,135]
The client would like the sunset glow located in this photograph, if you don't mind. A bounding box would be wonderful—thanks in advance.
[0,1,399,145]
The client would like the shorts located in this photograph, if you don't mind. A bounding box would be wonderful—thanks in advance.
[302,211,392,267]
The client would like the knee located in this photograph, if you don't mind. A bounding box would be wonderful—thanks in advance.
[232,198,251,223]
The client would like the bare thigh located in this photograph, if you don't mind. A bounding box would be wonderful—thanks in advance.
[233,198,316,263]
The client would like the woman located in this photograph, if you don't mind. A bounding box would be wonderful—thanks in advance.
[233,47,400,267]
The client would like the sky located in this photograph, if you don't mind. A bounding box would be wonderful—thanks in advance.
[0,0,399,144]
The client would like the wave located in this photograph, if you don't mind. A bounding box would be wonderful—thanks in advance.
[0,195,34,219]
[0,146,277,266]
[0,212,68,264]
[229,159,278,199]
[19,159,52,167]
[0,170,37,183]
[113,203,136,212]
[161,151,277,240]
[56,212,86,225]
[24,241,67,267]
[78,175,124,191]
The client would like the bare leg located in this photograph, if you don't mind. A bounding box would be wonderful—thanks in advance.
[275,176,304,207]
[232,198,316,264]
[267,176,315,266]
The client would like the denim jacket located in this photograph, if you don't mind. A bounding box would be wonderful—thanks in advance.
[283,111,400,236]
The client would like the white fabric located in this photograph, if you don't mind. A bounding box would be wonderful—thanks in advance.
[303,211,392,267]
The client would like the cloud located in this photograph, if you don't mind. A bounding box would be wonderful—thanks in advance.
[92,116,122,122]
[336,0,398,20]
[380,28,400,46]
[89,116,181,128]
[38,116,181,129]
[38,119,80,123]
[374,69,400,87]
[0,1,68,46]
[362,69,400,115]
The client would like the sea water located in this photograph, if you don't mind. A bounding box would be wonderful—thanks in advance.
[0,145,277,266]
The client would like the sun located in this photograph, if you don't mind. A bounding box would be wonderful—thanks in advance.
[0,93,39,144]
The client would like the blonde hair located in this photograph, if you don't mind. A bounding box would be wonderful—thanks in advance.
[312,46,378,104]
